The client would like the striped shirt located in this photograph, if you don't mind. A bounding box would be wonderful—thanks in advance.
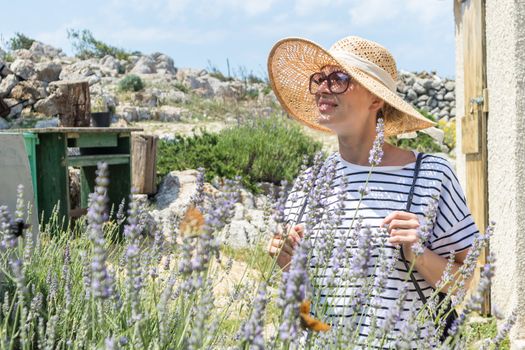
[284,151,479,348]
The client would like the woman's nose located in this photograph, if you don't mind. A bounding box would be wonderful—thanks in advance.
[316,79,331,94]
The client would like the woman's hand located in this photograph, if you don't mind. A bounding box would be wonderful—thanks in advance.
[267,224,304,271]
[382,211,420,262]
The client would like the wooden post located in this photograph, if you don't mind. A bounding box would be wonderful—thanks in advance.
[457,0,490,314]
[131,134,157,194]
[52,81,91,127]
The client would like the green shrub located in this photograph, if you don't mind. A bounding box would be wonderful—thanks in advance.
[118,74,144,92]
[67,28,130,60]
[8,32,35,51]
[389,132,443,154]
[157,115,323,192]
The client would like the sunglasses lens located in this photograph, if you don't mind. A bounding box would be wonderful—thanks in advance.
[309,71,351,94]
[329,72,351,93]
[309,72,325,94]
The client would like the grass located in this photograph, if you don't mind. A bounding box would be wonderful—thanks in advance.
[465,317,510,349]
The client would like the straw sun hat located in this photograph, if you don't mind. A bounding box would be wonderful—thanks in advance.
[267,36,436,136]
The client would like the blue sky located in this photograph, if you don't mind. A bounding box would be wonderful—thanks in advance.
[0,0,455,79]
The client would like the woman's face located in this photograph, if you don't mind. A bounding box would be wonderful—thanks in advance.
[313,65,381,136]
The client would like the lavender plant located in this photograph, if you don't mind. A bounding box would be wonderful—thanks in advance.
[0,120,517,349]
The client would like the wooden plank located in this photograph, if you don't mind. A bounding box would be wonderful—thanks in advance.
[35,133,70,224]
[67,154,130,167]
[132,134,157,194]
[6,127,143,133]
[76,133,118,148]
[461,0,490,314]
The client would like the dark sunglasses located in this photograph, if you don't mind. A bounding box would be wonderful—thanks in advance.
[309,71,352,95]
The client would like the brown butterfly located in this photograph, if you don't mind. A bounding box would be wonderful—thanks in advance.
[179,205,205,237]
[299,300,331,332]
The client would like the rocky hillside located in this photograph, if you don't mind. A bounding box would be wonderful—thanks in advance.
[0,40,455,133]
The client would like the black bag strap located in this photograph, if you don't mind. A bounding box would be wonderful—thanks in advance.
[400,152,428,304]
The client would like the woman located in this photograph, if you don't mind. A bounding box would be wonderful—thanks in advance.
[266,36,479,347]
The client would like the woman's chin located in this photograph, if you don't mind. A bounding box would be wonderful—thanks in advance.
[317,113,334,124]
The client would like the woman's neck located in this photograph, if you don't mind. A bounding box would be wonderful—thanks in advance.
[337,132,376,166]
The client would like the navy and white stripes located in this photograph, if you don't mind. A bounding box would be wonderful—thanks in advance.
[283,151,479,347]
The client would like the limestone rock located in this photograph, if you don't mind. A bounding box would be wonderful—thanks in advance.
[130,56,157,74]
[151,52,177,75]
[444,92,455,101]
[29,41,64,60]
[0,75,19,98]
[9,81,42,101]
[3,98,24,119]
[0,117,9,129]
[34,117,59,128]
[156,106,183,122]
[10,59,35,80]
[33,95,60,116]
[35,61,62,82]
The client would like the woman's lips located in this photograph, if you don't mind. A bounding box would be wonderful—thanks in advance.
[318,100,337,113]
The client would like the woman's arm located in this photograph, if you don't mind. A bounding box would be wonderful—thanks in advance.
[383,210,473,293]
[404,246,471,293]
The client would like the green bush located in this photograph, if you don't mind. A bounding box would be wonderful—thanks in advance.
[389,133,443,154]
[67,28,131,60]
[157,115,323,192]
[118,74,144,92]
[8,32,35,51]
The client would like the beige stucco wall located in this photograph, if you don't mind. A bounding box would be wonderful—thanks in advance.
[455,0,525,347]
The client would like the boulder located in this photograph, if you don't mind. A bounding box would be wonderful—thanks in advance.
[155,105,183,122]
[130,56,157,74]
[35,61,62,82]
[149,170,200,241]
[175,67,207,82]
[29,41,64,60]
[412,82,426,95]
[99,55,122,76]
[406,89,417,101]
[444,81,455,92]
[159,90,187,104]
[151,52,177,75]
[34,117,60,128]
[0,60,11,77]
[59,59,100,81]
[9,81,41,101]
[116,105,151,122]
[0,75,19,98]
[3,98,24,119]
[33,95,60,116]
[0,117,9,129]
[10,59,35,80]
[444,92,455,101]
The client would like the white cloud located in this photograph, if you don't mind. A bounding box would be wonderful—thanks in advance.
[349,0,450,27]
[107,26,228,45]
[349,0,403,27]
[294,0,334,16]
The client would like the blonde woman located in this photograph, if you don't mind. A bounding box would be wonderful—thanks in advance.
[266,36,479,347]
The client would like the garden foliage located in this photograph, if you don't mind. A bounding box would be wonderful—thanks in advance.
[156,115,323,192]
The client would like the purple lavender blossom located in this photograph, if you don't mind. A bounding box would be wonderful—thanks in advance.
[368,117,385,166]
[238,283,267,349]
[87,162,116,300]
[412,196,439,257]
[278,238,311,342]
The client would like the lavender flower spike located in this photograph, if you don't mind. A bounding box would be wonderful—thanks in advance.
[238,283,267,350]
[87,162,116,300]
[368,117,385,166]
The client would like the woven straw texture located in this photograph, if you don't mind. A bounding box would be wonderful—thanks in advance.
[267,36,436,136]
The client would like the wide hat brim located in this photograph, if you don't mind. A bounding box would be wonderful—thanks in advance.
[267,37,436,137]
